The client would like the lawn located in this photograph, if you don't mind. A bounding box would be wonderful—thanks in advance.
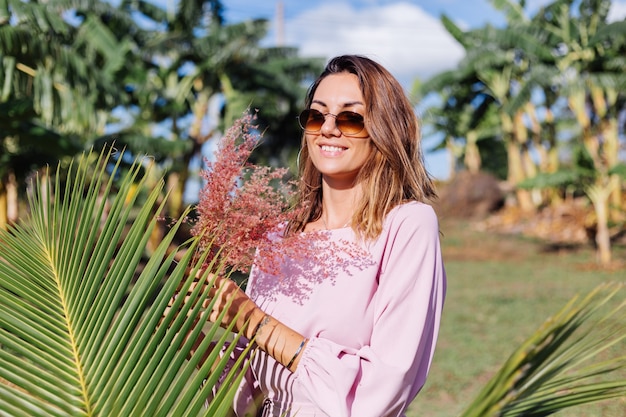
[407,218,626,417]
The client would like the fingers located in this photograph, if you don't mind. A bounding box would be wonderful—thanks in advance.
[184,273,236,314]
[166,269,250,331]
[208,279,238,318]
[166,270,214,314]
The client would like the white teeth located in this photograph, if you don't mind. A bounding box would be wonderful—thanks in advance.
[321,145,345,152]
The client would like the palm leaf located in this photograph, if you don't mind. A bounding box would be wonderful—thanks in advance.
[0,147,250,416]
[460,282,626,417]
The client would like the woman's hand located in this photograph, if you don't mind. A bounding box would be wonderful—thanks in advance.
[208,275,257,334]
[175,270,308,372]
[187,272,260,338]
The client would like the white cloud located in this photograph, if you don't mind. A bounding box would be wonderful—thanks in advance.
[609,0,626,22]
[284,2,464,88]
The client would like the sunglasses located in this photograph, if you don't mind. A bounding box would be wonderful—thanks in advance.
[297,109,366,136]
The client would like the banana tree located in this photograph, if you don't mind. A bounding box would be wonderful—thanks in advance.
[0,147,250,416]
[105,0,323,218]
[544,1,626,265]
[417,63,504,180]
[0,0,134,230]
[435,13,554,211]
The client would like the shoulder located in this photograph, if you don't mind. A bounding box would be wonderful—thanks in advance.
[375,202,444,287]
[384,201,439,233]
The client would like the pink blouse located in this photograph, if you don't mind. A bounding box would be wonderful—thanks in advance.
[235,201,446,417]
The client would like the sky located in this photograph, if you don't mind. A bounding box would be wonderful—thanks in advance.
[212,1,626,180]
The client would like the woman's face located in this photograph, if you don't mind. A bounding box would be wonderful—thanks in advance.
[306,72,373,185]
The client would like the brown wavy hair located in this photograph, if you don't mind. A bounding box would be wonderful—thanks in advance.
[287,55,436,240]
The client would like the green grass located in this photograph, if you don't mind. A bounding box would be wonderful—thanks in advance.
[407,218,626,417]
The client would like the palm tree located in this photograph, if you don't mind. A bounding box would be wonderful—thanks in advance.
[0,147,250,416]
[557,5,626,264]
[2,0,321,232]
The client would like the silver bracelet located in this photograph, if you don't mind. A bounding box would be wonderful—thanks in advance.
[287,338,307,369]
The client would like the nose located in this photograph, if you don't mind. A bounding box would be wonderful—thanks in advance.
[320,113,341,137]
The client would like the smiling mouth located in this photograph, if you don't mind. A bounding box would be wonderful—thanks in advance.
[320,145,347,152]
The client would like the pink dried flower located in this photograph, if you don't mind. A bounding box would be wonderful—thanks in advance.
[193,111,296,274]
[192,111,374,301]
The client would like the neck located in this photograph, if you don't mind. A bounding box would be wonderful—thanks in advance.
[321,185,359,230]
[322,212,351,230]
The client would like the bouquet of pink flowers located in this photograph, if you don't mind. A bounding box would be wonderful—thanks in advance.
[192,111,300,275]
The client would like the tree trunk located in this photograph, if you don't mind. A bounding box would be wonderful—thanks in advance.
[464,131,481,174]
[0,170,20,230]
[446,138,458,180]
[500,112,533,212]
[166,171,185,219]
[506,139,534,212]
[515,110,538,191]
[525,103,550,173]
[588,183,612,266]
[0,180,7,231]
[602,118,623,217]
[165,86,213,218]
[6,170,18,224]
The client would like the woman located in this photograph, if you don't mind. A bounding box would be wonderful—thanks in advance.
[206,55,446,417]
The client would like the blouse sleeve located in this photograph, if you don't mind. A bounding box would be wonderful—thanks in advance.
[293,205,446,417]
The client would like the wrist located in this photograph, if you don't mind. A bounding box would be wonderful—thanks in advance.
[247,307,270,340]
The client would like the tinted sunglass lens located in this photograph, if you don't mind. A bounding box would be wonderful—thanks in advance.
[336,112,364,134]
[297,109,323,132]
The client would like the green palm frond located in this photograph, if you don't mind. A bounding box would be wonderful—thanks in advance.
[460,282,626,417]
[0,147,249,416]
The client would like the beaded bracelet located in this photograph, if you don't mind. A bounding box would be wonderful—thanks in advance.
[287,338,307,369]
